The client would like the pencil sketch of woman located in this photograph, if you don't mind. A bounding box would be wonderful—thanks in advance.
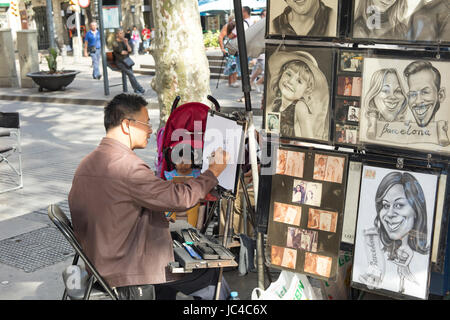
[363,68,408,139]
[359,172,429,294]
[353,0,408,40]
[266,50,330,141]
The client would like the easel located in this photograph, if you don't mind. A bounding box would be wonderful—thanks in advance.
[211,111,271,299]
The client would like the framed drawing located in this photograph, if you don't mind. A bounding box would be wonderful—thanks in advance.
[351,0,450,44]
[352,165,439,299]
[264,44,335,144]
[267,145,349,281]
[359,56,450,155]
[267,0,340,39]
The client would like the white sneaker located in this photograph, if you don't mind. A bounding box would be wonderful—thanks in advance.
[230,82,239,88]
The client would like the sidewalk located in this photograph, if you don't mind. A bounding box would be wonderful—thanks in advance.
[1,50,264,115]
[0,50,265,300]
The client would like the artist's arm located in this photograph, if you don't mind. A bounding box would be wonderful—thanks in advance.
[128,149,228,212]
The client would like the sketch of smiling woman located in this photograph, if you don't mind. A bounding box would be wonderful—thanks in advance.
[360,172,429,294]
[364,68,408,138]
[267,50,329,141]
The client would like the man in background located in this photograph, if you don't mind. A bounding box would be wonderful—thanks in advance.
[83,21,102,80]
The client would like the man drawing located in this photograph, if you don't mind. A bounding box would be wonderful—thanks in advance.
[403,60,446,127]
[271,0,334,37]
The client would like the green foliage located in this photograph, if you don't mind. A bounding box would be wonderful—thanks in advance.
[45,48,58,73]
[203,30,220,48]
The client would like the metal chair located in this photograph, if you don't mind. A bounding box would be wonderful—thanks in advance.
[0,112,23,194]
[47,204,118,300]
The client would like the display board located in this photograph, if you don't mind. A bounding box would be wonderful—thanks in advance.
[267,146,349,281]
[351,164,439,300]
[266,0,340,39]
[257,0,450,298]
[263,44,335,144]
[201,111,244,195]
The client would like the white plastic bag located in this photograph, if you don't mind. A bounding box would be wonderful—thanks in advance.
[251,270,317,300]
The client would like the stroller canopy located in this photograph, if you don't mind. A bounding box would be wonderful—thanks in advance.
[160,102,210,178]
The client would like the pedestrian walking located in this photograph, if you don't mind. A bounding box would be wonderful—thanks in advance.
[83,21,102,80]
[131,26,142,55]
[142,25,151,54]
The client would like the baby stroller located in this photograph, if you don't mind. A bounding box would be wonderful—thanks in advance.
[157,95,221,179]
[155,95,221,231]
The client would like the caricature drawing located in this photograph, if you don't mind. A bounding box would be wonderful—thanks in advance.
[358,171,430,295]
[403,60,446,128]
[364,68,408,139]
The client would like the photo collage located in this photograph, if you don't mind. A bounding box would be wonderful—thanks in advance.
[267,146,349,280]
[334,50,364,147]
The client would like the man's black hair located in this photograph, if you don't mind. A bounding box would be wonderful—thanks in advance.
[243,6,251,16]
[104,93,148,131]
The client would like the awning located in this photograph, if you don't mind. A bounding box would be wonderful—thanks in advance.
[0,0,10,7]
[198,0,266,14]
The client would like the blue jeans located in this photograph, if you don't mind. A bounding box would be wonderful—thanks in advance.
[116,60,144,92]
[143,39,150,50]
[89,49,101,78]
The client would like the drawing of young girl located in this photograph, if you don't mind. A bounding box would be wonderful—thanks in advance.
[267,50,330,141]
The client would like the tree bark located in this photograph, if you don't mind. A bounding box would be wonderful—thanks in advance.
[151,0,211,126]
[121,0,145,31]
[51,0,65,50]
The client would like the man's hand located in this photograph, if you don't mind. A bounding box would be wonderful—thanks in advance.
[208,148,229,177]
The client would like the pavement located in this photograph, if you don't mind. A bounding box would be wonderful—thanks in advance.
[0,49,267,300]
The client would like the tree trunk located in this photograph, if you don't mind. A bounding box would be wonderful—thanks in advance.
[52,0,64,50]
[121,0,145,31]
[151,0,211,126]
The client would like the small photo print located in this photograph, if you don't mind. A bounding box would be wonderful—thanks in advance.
[300,229,319,252]
[276,149,305,178]
[281,248,297,269]
[340,51,363,73]
[324,156,345,183]
[266,112,280,133]
[335,124,346,143]
[287,227,302,249]
[345,129,358,144]
[347,106,360,122]
[271,245,284,267]
[304,252,333,278]
[276,149,288,175]
[292,179,322,207]
[287,227,319,252]
[313,154,328,181]
[335,124,359,145]
[313,155,345,184]
[308,208,338,233]
[273,202,302,226]
[337,76,363,97]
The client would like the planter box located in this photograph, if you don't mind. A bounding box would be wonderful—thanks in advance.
[26,70,80,91]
